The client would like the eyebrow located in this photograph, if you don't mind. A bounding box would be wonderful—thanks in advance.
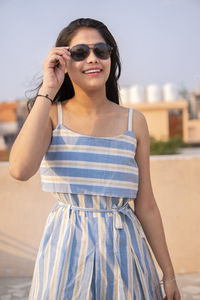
[70,42,106,48]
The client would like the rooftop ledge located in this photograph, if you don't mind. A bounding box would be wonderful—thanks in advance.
[150,154,200,160]
[123,100,188,110]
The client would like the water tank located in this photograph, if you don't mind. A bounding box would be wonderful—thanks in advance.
[194,84,200,95]
[163,83,178,102]
[146,84,162,103]
[129,85,145,104]
[119,86,130,105]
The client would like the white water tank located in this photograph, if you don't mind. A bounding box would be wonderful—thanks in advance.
[129,85,145,104]
[146,84,162,103]
[119,86,130,105]
[163,83,178,102]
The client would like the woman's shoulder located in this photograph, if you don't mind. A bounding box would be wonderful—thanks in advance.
[131,108,149,142]
[114,104,147,141]
[114,103,144,118]
[132,107,146,121]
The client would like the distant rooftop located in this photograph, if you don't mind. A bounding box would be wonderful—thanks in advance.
[0,102,18,122]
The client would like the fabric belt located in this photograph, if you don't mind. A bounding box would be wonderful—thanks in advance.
[56,201,133,255]
[70,202,131,230]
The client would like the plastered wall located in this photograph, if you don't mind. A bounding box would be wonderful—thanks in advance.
[0,155,200,277]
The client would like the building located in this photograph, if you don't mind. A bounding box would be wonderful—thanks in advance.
[190,85,200,119]
[0,101,28,155]
[120,83,200,143]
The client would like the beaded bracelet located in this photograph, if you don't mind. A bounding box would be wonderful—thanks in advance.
[159,277,176,285]
[37,94,54,104]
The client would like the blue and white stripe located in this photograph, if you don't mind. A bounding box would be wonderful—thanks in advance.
[29,194,163,299]
[40,103,139,198]
[29,103,164,299]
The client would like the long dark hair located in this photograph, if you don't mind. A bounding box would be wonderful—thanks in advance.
[27,18,121,112]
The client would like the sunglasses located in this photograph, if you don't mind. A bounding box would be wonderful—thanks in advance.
[69,43,113,61]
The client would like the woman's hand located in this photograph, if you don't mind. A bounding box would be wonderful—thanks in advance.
[42,46,71,93]
[163,280,181,299]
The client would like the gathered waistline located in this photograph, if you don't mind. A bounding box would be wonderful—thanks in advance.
[52,200,146,256]
[70,201,129,213]
[55,201,133,230]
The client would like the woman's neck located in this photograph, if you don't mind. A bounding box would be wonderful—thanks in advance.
[68,87,112,116]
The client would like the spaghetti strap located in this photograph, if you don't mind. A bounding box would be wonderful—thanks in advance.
[57,102,63,125]
[128,107,133,131]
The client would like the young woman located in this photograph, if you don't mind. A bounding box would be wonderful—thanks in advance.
[9,18,180,300]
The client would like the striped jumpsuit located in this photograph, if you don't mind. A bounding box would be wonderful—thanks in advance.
[29,102,164,299]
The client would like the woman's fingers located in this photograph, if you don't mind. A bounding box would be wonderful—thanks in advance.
[43,47,71,70]
[49,47,71,61]
[42,46,71,90]
[48,54,65,66]
[164,283,181,300]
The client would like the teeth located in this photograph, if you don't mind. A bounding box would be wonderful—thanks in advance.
[84,69,101,74]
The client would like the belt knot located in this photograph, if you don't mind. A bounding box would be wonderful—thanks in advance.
[56,201,132,230]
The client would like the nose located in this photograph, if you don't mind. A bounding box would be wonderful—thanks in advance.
[86,49,99,63]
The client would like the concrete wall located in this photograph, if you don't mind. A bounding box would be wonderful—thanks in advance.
[125,101,190,142]
[0,156,200,277]
[141,109,169,141]
[188,119,200,143]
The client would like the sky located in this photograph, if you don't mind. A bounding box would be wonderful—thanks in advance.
[0,0,200,102]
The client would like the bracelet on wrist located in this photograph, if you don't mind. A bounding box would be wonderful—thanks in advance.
[159,277,176,285]
[37,94,55,104]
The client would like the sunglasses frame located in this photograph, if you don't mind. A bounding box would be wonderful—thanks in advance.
[69,43,113,61]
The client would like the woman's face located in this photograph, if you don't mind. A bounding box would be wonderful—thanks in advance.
[66,28,111,93]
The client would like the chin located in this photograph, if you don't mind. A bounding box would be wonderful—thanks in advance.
[71,75,109,94]
[79,80,106,92]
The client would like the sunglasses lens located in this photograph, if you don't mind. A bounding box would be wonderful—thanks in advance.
[94,43,112,59]
[69,43,112,61]
[70,45,89,61]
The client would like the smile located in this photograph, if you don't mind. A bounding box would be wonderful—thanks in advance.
[82,69,102,74]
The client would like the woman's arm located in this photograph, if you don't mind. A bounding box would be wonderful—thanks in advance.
[9,46,70,181]
[133,111,174,278]
[133,111,180,299]
[9,87,55,181]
